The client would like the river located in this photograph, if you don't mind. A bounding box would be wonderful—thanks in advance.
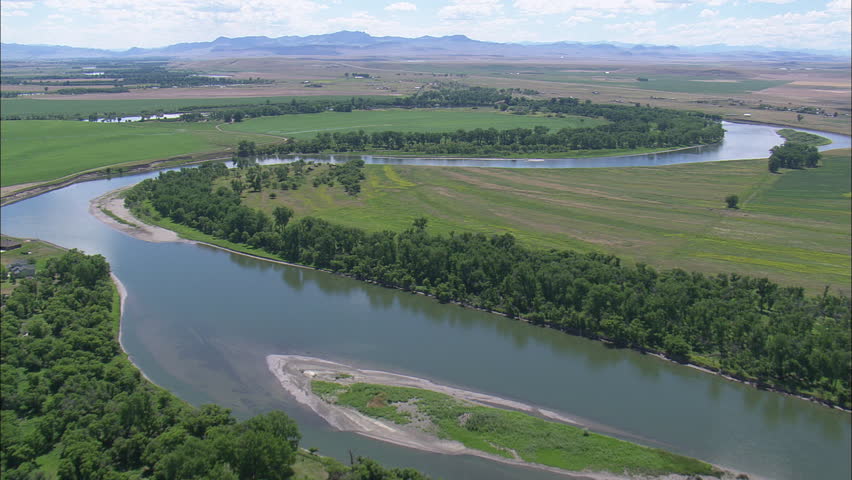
[2,122,850,480]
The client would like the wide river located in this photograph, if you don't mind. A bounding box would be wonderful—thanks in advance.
[2,122,850,480]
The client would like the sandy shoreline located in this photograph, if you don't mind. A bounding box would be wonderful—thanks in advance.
[267,354,743,480]
[89,188,190,244]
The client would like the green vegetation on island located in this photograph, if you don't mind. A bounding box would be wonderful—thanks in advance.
[124,161,852,408]
[0,248,430,480]
[310,380,718,477]
[776,129,832,147]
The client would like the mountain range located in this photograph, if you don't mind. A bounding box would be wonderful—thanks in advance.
[1,31,847,62]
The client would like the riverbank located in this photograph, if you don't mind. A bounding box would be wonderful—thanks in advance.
[89,182,852,413]
[268,355,744,480]
[0,150,231,207]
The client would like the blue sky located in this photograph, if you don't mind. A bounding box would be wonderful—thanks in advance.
[1,0,850,52]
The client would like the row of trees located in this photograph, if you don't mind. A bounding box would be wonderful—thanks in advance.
[256,118,723,156]
[768,141,821,172]
[0,249,430,480]
[126,164,852,408]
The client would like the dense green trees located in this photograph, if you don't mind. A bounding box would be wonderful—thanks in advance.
[0,249,429,479]
[127,165,852,409]
[768,141,821,172]
[250,96,723,156]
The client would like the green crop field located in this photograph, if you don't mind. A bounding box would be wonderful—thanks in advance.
[0,95,388,117]
[244,149,851,294]
[220,108,607,139]
[0,120,273,186]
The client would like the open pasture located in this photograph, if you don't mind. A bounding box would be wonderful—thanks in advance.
[0,95,387,117]
[221,108,606,139]
[0,120,273,186]
[246,150,851,294]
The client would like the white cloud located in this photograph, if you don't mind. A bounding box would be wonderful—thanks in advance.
[513,0,676,15]
[563,16,593,27]
[663,10,850,50]
[699,8,719,17]
[605,20,658,37]
[827,0,851,11]
[748,0,795,4]
[439,0,503,20]
[385,2,416,11]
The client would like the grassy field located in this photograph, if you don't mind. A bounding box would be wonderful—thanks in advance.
[0,120,272,186]
[242,150,851,295]
[1,109,607,188]
[311,380,717,477]
[220,108,607,139]
[0,95,389,117]
[370,63,788,95]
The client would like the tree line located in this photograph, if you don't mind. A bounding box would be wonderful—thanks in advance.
[0,249,429,480]
[256,119,722,156]
[125,164,852,409]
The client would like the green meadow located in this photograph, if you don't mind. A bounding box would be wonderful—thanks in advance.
[0,95,387,117]
[220,108,607,139]
[0,120,270,186]
[311,380,717,477]
[245,149,851,294]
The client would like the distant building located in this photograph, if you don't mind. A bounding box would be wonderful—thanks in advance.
[0,239,22,251]
[8,262,35,278]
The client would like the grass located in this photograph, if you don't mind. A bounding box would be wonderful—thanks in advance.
[292,450,347,480]
[243,150,851,294]
[311,381,718,477]
[101,207,138,227]
[0,95,389,117]
[776,128,833,146]
[0,109,607,187]
[220,108,607,139]
[0,120,271,186]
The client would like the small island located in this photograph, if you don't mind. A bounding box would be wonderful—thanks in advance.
[268,355,740,480]
[776,128,832,146]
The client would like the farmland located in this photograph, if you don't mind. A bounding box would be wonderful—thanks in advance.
[0,120,272,186]
[242,149,851,295]
[221,108,607,139]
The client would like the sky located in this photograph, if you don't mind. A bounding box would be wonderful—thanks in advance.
[1,0,850,53]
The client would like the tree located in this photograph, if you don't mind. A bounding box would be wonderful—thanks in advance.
[273,206,294,229]
[725,195,739,209]
[236,140,256,158]
[230,179,245,196]
[246,166,263,192]
[768,156,781,173]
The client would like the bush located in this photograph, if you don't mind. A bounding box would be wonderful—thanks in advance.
[725,195,739,209]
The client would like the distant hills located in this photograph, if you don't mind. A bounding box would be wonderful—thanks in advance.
[1,31,847,62]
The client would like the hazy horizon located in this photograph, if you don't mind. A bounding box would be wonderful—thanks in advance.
[1,0,850,53]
